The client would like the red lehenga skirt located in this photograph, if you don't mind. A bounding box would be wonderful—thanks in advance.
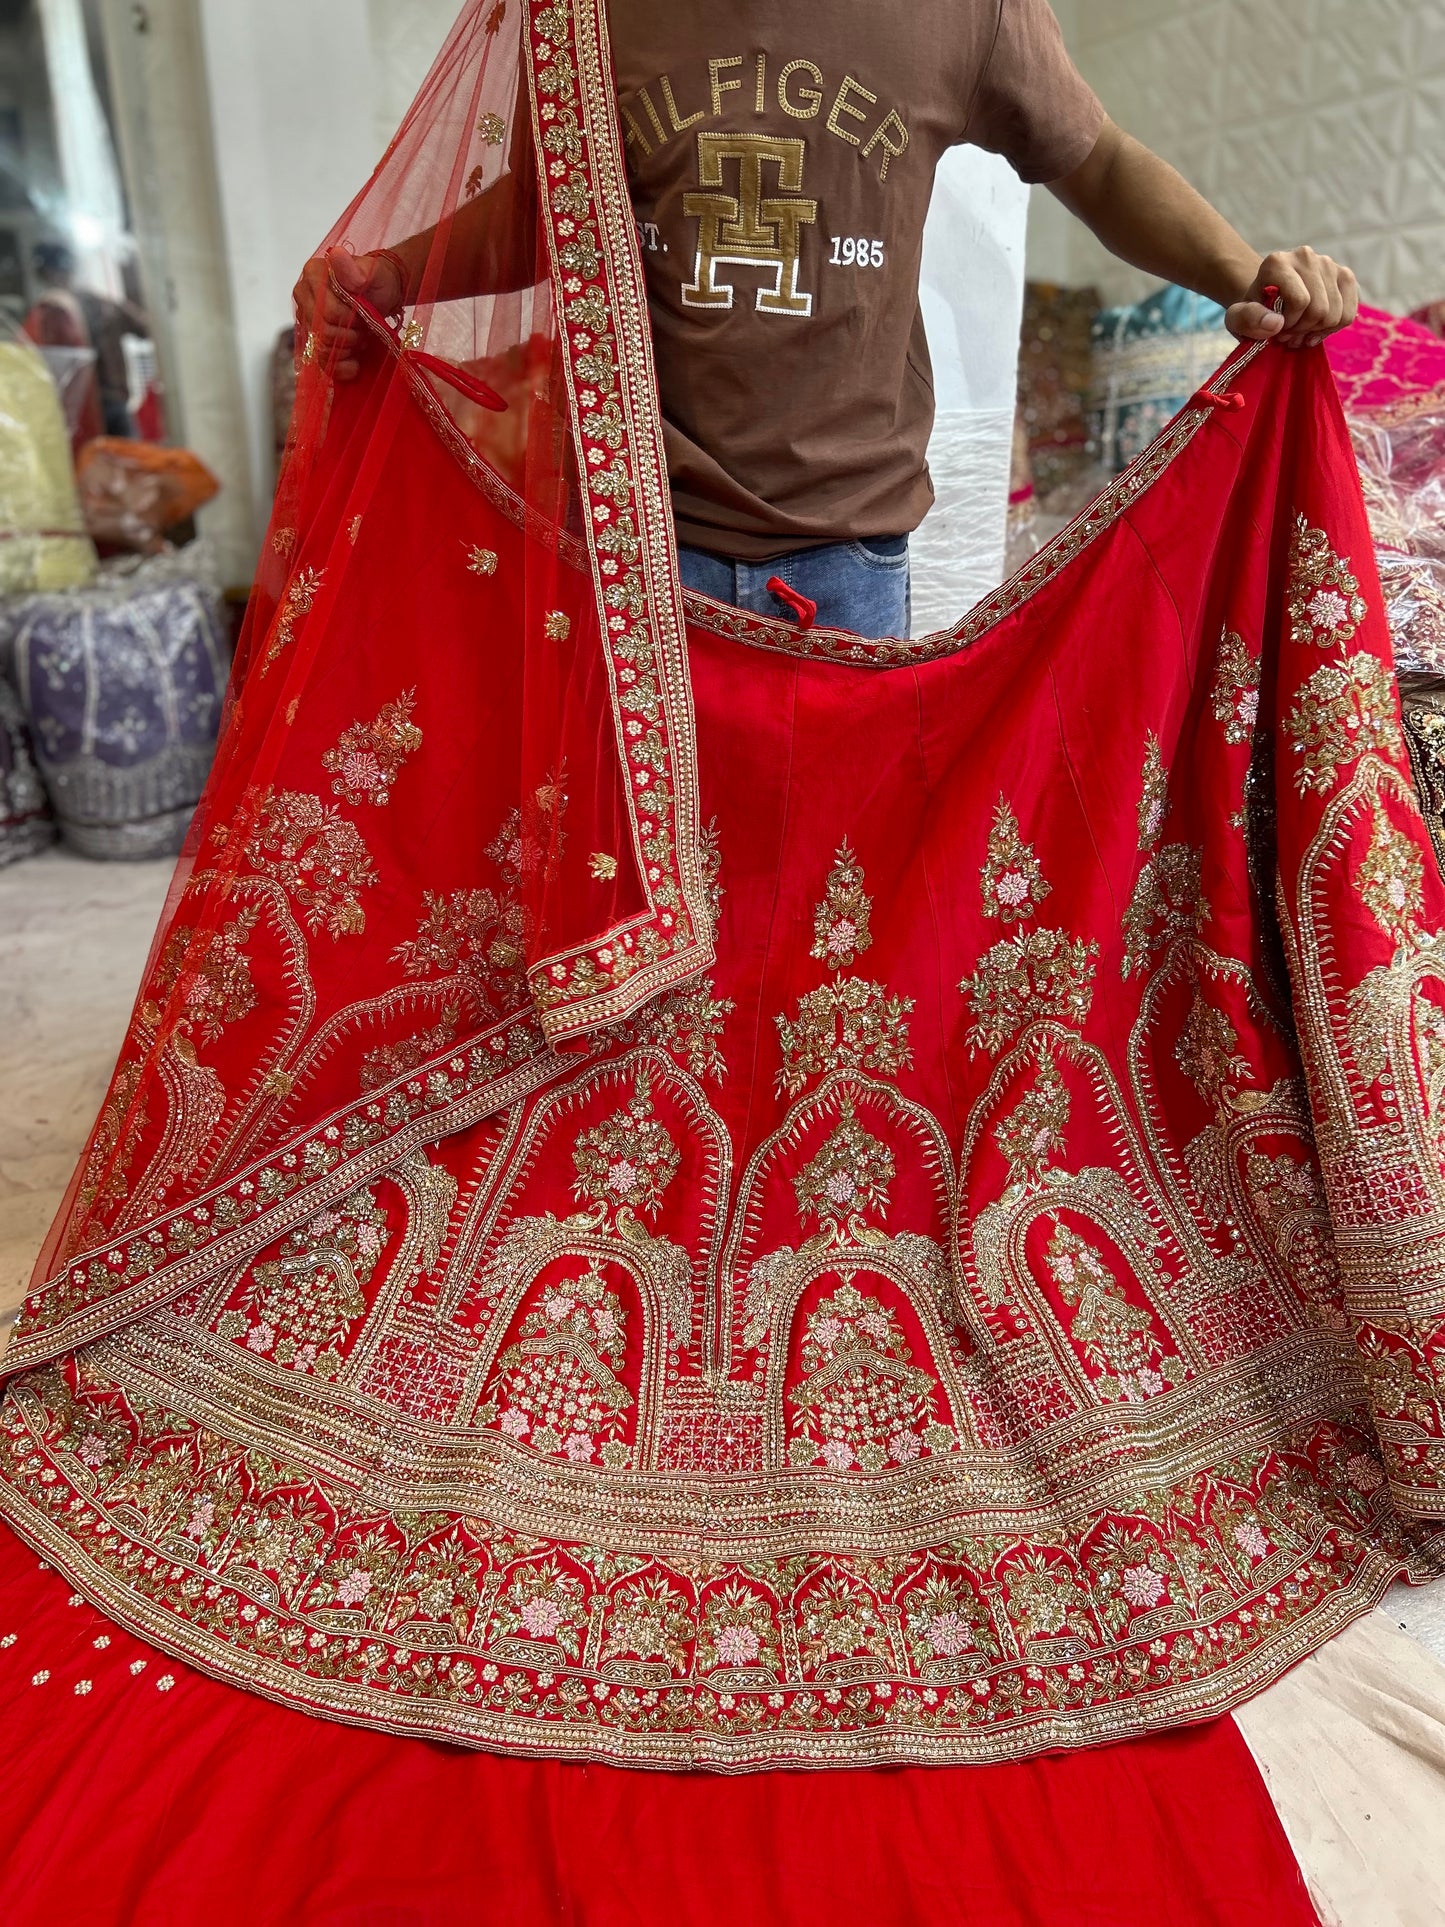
[0,5,1439,1919]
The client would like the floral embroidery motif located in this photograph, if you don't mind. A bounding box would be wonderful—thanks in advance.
[981,799,1051,924]
[146,910,260,1045]
[1175,990,1249,1105]
[1044,1220,1184,1402]
[1288,517,1366,652]
[467,545,499,577]
[484,1261,633,1465]
[1122,740,1205,978]
[589,852,618,880]
[1137,735,1170,851]
[359,1008,462,1092]
[794,1102,895,1228]
[959,928,1098,1057]
[322,691,423,807]
[477,111,507,145]
[572,1075,679,1217]
[788,1284,941,1471]
[1211,629,1261,745]
[1355,799,1425,946]
[215,1188,388,1377]
[264,566,327,668]
[244,790,377,938]
[811,842,873,966]
[394,813,527,1016]
[995,1053,1071,1190]
[778,848,913,1097]
[961,802,1098,1054]
[543,611,572,642]
[1122,845,1204,978]
[1284,656,1405,794]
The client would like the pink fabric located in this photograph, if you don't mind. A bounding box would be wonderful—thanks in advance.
[1326,304,1445,415]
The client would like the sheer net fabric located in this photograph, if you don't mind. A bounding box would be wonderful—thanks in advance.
[1,0,1443,1772]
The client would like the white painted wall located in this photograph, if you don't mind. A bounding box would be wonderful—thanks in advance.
[196,0,382,544]
[1031,0,1445,315]
[97,0,257,586]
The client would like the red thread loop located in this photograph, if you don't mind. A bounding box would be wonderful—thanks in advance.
[332,269,508,412]
[405,348,507,413]
[1191,388,1246,413]
[766,576,818,631]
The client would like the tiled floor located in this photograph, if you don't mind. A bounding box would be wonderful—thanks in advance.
[0,847,172,1335]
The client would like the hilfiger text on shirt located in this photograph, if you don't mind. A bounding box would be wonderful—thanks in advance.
[620,54,911,320]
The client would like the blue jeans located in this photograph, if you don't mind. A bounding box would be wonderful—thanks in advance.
[679,535,911,640]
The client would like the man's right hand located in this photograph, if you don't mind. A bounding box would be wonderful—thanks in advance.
[292,250,406,381]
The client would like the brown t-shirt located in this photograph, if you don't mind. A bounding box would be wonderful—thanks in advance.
[607,1,1104,558]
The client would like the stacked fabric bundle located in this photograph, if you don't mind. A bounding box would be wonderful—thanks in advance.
[0,339,97,599]
[1087,284,1233,474]
[0,672,52,867]
[2,548,227,860]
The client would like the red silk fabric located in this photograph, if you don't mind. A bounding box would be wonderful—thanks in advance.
[2,339,1441,1774]
[0,1531,1319,1927]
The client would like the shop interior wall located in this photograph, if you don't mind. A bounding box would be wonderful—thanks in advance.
[1028,0,1445,315]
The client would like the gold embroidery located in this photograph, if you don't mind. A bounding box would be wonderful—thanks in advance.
[322,692,423,807]
[543,610,572,641]
[1355,799,1425,946]
[1211,628,1261,745]
[264,566,327,668]
[1284,655,1404,794]
[145,910,261,1045]
[788,1282,940,1471]
[484,1260,633,1464]
[981,799,1051,924]
[995,1052,1071,1190]
[682,133,818,318]
[272,527,297,559]
[215,1187,388,1378]
[394,839,528,1020]
[1122,843,1204,978]
[1044,1219,1184,1402]
[778,847,912,1095]
[1288,516,1367,652]
[589,852,619,880]
[477,111,507,145]
[959,928,1098,1057]
[244,790,376,938]
[811,840,872,965]
[794,1100,895,1227]
[467,545,499,577]
[1175,990,1249,1105]
[1137,734,1170,851]
[572,1075,679,1217]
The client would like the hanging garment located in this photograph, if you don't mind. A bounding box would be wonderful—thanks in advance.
[1,0,1443,1778]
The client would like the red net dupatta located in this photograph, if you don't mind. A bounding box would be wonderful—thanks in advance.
[0,0,1443,1773]
[13,0,713,1350]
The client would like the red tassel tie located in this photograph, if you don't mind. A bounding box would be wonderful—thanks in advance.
[766,577,818,631]
[1190,387,1247,412]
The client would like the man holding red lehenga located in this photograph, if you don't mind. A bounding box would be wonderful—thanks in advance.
[299,0,1358,637]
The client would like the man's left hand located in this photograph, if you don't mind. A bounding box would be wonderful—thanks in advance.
[1225,247,1359,348]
